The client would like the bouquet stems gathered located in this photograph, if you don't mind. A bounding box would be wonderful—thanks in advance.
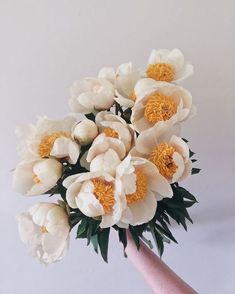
[13,48,200,264]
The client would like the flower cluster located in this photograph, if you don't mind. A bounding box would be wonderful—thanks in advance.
[14,48,199,264]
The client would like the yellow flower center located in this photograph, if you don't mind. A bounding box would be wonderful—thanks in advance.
[126,170,148,204]
[103,127,119,139]
[38,131,71,158]
[149,143,177,180]
[146,63,175,82]
[144,92,177,124]
[32,173,41,184]
[130,90,137,102]
[92,178,115,214]
[40,226,48,234]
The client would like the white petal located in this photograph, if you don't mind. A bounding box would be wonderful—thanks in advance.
[148,49,170,64]
[90,149,121,176]
[170,135,189,162]
[178,160,192,182]
[167,48,184,71]
[114,96,134,108]
[75,191,104,217]
[116,62,133,76]
[66,182,82,209]
[172,152,185,183]
[98,67,116,83]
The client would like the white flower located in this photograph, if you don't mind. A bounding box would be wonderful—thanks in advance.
[146,48,193,83]
[63,172,125,228]
[90,149,121,177]
[135,121,192,183]
[99,63,142,108]
[95,111,134,152]
[116,155,173,227]
[86,110,136,175]
[13,158,62,196]
[16,116,80,164]
[69,78,115,114]
[86,134,126,164]
[17,202,70,264]
[72,119,98,145]
[131,78,195,133]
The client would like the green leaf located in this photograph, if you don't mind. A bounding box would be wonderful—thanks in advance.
[176,186,198,202]
[87,219,100,245]
[149,223,164,256]
[118,228,127,257]
[129,226,140,250]
[192,168,201,175]
[189,149,195,158]
[90,234,99,254]
[69,213,84,229]
[155,223,178,244]
[98,228,110,263]
[85,113,95,121]
[76,219,89,238]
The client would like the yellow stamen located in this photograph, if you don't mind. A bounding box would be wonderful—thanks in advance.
[92,178,115,214]
[32,173,41,184]
[130,90,137,102]
[40,226,48,234]
[126,170,148,204]
[149,143,177,180]
[38,131,71,158]
[103,127,119,139]
[144,92,177,124]
[146,63,175,82]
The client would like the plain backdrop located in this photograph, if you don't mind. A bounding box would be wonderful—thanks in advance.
[0,1,235,293]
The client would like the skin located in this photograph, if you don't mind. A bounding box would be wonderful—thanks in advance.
[125,231,198,294]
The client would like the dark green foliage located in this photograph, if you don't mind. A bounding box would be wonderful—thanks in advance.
[85,113,96,121]
[98,228,110,262]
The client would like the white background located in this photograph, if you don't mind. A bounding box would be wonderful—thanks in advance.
[0,1,235,293]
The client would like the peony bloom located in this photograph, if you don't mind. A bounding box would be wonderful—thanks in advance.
[86,133,126,164]
[135,121,192,183]
[116,155,173,227]
[63,172,125,228]
[95,111,134,152]
[17,202,70,264]
[146,48,193,83]
[72,119,98,145]
[98,62,142,108]
[69,78,115,114]
[86,112,135,175]
[13,158,62,196]
[16,116,80,164]
[131,78,195,133]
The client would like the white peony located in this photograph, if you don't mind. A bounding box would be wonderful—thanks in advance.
[13,158,62,196]
[95,111,135,152]
[72,119,98,145]
[86,133,126,164]
[135,121,192,183]
[89,149,121,177]
[146,48,194,83]
[16,116,80,164]
[69,78,115,114]
[116,155,173,227]
[98,62,142,108]
[131,78,195,133]
[17,202,70,264]
[63,172,125,228]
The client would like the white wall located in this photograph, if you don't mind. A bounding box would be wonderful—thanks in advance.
[0,1,235,293]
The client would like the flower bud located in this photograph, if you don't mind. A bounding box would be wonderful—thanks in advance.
[72,119,98,145]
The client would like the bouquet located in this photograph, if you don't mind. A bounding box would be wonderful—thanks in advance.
[13,48,200,264]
